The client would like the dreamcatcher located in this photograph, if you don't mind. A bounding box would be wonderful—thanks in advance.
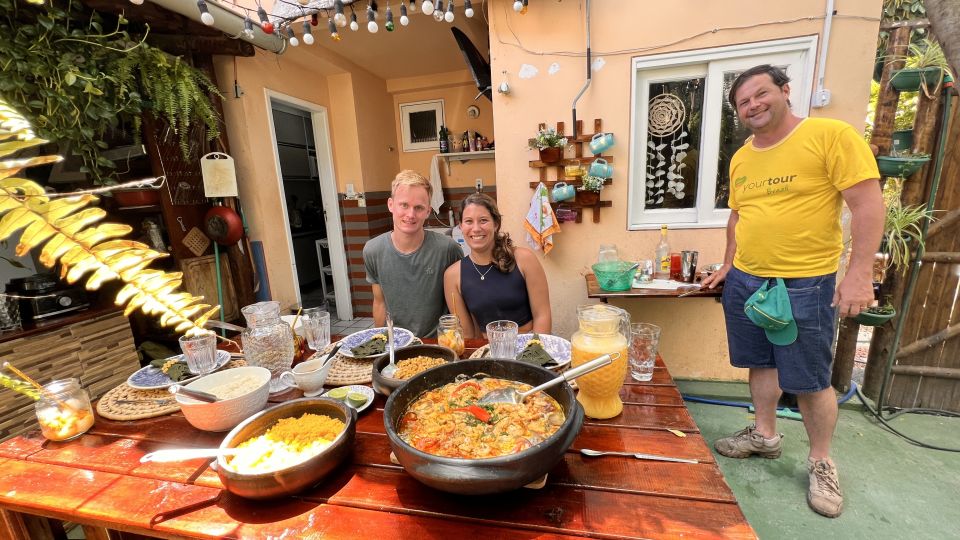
[646,91,690,205]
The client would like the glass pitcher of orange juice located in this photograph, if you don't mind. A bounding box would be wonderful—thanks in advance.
[570,304,629,419]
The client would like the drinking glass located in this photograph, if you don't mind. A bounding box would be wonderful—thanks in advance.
[629,323,661,382]
[486,320,519,359]
[301,308,331,352]
[598,244,619,263]
[178,331,218,376]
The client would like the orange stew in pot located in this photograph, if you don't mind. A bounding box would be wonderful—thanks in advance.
[397,376,565,459]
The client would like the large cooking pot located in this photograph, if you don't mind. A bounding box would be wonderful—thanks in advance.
[214,397,356,499]
[383,359,584,495]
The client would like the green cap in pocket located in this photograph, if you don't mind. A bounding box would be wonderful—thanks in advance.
[744,278,797,346]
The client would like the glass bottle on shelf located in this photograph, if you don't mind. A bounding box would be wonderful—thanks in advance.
[438,125,449,153]
[35,378,94,441]
[437,314,465,358]
[241,301,294,392]
[655,224,670,279]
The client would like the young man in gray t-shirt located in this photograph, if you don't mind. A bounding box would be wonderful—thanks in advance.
[363,170,462,337]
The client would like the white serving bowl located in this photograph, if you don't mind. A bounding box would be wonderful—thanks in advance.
[176,366,271,432]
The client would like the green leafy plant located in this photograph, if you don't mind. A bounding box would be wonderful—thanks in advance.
[0,0,221,183]
[528,127,567,150]
[888,38,955,97]
[882,202,932,272]
[864,80,917,139]
[579,175,605,193]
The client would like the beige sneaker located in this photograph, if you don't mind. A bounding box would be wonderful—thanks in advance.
[714,425,783,459]
[807,458,843,518]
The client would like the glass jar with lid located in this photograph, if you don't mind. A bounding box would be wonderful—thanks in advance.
[34,378,95,441]
[437,314,465,358]
[241,301,294,392]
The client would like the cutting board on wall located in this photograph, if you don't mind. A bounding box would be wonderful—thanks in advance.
[179,255,239,322]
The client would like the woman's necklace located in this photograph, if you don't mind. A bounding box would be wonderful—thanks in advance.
[470,257,494,281]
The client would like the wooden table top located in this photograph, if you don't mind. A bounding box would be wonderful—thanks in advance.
[586,273,722,300]
[0,343,755,540]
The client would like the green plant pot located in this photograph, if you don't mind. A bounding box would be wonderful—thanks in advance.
[853,308,896,327]
[876,155,930,178]
[891,130,914,153]
[890,67,944,92]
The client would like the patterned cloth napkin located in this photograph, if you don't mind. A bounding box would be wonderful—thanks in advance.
[524,182,561,254]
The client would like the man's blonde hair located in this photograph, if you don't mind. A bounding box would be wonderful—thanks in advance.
[391,170,432,198]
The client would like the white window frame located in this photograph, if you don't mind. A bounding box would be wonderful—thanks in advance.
[628,36,819,230]
[399,99,445,152]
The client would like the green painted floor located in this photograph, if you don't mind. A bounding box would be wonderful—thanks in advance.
[677,380,960,540]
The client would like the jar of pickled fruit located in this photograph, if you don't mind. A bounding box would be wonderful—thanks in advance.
[35,378,95,441]
[437,314,465,358]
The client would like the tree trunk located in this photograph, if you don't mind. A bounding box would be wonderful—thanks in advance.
[872,26,911,155]
[926,0,960,81]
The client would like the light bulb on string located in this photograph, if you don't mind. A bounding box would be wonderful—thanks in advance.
[512,0,522,12]
[444,0,454,22]
[328,18,341,41]
[385,3,395,31]
[350,10,359,30]
[464,0,473,17]
[333,0,347,27]
[196,0,214,25]
[129,0,144,5]
[241,16,255,40]
[408,0,416,13]
[311,12,319,25]
[521,0,528,14]
[433,0,444,21]
[286,26,299,47]
[399,2,409,25]
[301,20,314,45]
[421,0,434,16]
[257,6,274,34]
[367,4,379,32]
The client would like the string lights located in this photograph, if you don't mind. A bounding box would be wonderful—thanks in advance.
[301,19,314,44]
[196,0,214,25]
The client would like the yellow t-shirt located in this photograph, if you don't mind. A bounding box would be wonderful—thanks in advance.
[728,118,879,277]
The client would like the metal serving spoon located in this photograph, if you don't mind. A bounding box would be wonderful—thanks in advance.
[140,447,242,463]
[380,312,398,378]
[168,384,219,403]
[478,353,616,405]
[580,448,699,464]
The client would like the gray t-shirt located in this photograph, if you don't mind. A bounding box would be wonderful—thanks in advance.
[363,231,463,337]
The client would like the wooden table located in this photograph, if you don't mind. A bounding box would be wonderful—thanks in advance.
[586,273,722,302]
[0,343,755,539]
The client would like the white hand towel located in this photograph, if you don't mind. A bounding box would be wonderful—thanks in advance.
[428,154,445,213]
[524,183,561,255]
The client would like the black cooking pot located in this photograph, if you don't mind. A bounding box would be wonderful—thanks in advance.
[383,359,584,495]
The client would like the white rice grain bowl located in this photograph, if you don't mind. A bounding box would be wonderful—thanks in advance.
[176,366,271,432]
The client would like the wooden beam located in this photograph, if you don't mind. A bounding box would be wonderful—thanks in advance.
[896,321,960,358]
[870,26,911,156]
[889,365,960,380]
[147,34,255,57]
[919,251,960,263]
[928,208,960,238]
[879,18,932,31]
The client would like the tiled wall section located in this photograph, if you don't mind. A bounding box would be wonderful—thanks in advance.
[340,186,496,318]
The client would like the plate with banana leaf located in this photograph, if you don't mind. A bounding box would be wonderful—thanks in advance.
[339,327,415,359]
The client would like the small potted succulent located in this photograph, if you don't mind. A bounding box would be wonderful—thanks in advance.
[528,127,568,163]
[576,175,605,205]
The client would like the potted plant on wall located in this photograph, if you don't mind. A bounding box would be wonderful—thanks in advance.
[576,175,605,205]
[529,127,568,163]
[888,38,955,96]
[876,152,931,178]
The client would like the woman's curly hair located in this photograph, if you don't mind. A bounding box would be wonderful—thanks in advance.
[460,193,516,273]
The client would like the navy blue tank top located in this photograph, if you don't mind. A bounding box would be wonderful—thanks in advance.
[460,256,534,330]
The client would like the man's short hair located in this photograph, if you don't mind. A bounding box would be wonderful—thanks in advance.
[391,170,433,198]
[728,64,791,107]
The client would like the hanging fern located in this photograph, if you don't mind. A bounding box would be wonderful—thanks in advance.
[0,100,217,335]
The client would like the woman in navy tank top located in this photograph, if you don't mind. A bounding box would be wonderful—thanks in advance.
[443,193,552,338]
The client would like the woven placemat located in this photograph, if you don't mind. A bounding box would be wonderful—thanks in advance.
[96,359,248,421]
[324,337,423,386]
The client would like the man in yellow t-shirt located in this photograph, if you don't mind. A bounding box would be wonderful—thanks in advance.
[701,65,884,518]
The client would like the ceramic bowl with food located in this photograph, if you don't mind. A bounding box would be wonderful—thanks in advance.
[214,397,357,499]
[371,344,457,397]
[176,366,271,432]
[383,359,584,495]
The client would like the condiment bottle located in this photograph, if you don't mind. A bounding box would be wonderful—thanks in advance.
[35,378,94,441]
[570,304,629,419]
[437,314,465,358]
[655,224,670,279]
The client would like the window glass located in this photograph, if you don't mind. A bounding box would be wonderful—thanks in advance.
[644,77,704,210]
[409,110,438,144]
[715,70,753,209]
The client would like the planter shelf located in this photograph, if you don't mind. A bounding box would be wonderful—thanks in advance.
[876,154,931,178]
[889,67,945,92]
[528,118,613,224]
[854,308,896,327]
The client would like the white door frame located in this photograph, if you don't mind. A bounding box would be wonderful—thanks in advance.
[265,90,353,320]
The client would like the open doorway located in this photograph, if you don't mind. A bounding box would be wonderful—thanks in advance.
[267,94,353,320]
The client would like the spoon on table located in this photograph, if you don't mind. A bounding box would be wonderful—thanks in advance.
[478,353,617,405]
[380,312,398,378]
[168,384,219,403]
[140,447,242,463]
[580,448,699,464]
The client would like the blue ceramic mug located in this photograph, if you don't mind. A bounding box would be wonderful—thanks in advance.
[589,132,615,155]
[589,158,613,178]
[552,182,576,202]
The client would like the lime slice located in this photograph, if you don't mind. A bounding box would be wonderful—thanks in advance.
[327,387,349,400]
[346,392,368,408]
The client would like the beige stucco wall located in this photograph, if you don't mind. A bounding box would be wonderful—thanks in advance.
[487,0,882,380]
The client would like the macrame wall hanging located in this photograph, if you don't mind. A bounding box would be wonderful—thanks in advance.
[646,91,690,206]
